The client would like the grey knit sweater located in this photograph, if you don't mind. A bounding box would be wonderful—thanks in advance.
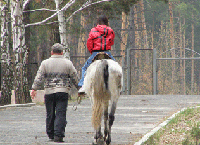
[32,55,79,94]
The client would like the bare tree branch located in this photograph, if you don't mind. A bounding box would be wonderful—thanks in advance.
[23,8,57,13]
[23,0,31,10]
[25,0,76,27]
[66,0,111,22]
[0,2,6,11]
[25,0,112,27]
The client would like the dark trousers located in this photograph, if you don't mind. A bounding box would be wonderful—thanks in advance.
[44,92,68,138]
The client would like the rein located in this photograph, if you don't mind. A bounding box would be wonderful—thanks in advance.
[72,94,83,111]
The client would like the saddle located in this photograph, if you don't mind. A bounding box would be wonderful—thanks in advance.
[92,52,111,62]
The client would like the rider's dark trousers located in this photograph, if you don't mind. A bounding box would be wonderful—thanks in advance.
[44,92,68,138]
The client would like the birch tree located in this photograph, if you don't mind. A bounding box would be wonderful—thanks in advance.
[55,0,69,58]
[25,0,112,56]
[0,0,114,105]
[10,0,29,104]
[1,0,170,105]
[0,2,12,105]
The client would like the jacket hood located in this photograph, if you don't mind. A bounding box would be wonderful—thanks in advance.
[95,25,112,34]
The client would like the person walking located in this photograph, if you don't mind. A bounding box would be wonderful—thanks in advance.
[78,15,115,94]
[30,43,79,143]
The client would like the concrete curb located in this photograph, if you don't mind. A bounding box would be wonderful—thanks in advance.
[0,103,36,109]
[134,107,189,145]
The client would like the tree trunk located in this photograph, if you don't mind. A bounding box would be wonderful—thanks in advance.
[11,0,29,104]
[0,3,12,105]
[139,0,148,49]
[151,12,154,49]
[78,13,86,55]
[23,3,32,103]
[77,13,86,68]
[179,12,184,95]
[120,11,128,57]
[55,0,69,59]
[169,2,174,49]
[128,6,135,50]
[169,2,175,94]
[134,4,139,49]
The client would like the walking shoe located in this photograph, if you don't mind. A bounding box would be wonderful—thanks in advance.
[54,136,64,142]
[49,136,54,141]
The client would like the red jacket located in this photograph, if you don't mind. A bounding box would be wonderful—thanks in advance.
[87,25,115,54]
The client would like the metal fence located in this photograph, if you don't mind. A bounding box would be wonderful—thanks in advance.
[2,47,200,95]
[125,47,200,95]
[154,48,200,95]
[127,48,153,95]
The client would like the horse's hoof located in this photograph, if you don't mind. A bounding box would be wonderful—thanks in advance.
[92,139,97,145]
[106,138,111,145]
[92,138,104,145]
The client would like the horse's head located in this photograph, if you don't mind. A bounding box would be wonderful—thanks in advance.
[92,52,111,62]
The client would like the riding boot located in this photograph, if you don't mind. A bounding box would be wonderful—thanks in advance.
[78,85,85,95]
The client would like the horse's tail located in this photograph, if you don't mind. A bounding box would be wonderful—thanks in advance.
[92,59,109,130]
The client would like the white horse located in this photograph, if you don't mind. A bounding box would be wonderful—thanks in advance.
[84,58,123,145]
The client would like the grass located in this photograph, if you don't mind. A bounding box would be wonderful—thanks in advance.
[144,105,200,145]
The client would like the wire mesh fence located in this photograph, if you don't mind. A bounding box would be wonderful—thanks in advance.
[3,47,200,96]
[129,49,153,95]
[156,48,200,95]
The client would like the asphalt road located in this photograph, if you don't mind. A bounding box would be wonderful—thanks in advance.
[0,95,200,145]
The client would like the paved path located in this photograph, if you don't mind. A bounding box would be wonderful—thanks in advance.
[0,95,200,145]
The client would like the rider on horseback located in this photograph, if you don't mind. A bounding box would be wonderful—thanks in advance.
[78,15,115,95]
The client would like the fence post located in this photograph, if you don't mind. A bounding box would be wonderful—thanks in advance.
[122,56,126,95]
[127,48,131,95]
[153,48,157,95]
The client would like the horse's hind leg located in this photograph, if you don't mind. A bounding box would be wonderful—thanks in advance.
[93,126,103,145]
[103,101,109,142]
[106,101,117,145]
[95,126,103,140]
